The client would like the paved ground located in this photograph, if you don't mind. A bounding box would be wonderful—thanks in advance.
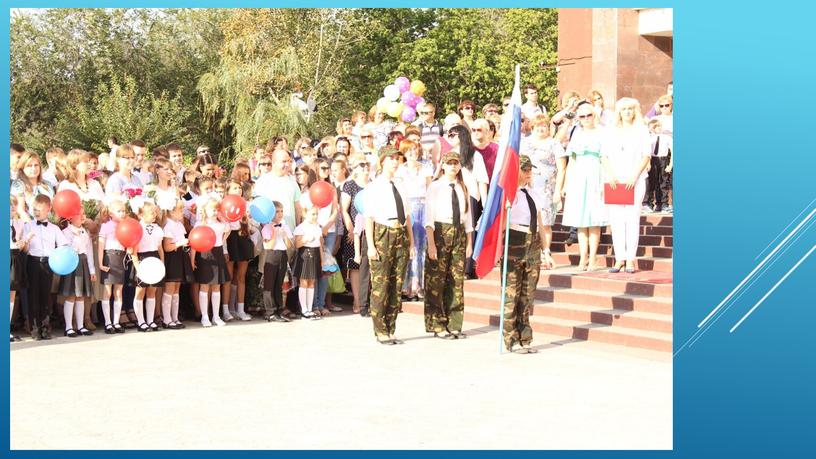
[10,312,672,450]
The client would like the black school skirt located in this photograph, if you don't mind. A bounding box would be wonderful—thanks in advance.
[58,253,94,297]
[194,246,231,285]
[164,248,195,283]
[226,231,255,262]
[129,251,165,288]
[10,249,26,291]
[293,247,321,281]
[102,249,128,285]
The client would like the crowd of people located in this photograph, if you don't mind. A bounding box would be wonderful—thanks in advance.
[9,82,673,353]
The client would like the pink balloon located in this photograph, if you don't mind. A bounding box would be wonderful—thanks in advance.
[395,77,410,93]
[402,91,418,108]
[401,106,417,123]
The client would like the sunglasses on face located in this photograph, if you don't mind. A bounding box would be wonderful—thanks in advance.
[472,128,485,133]
[259,162,272,166]
[485,110,498,115]
[320,166,330,171]
[503,103,510,107]
[355,163,370,169]
[419,111,433,115]
[360,135,373,139]
[578,114,593,119]
[462,106,474,111]
[197,150,209,154]
[659,104,672,108]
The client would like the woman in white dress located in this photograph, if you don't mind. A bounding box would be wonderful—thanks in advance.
[561,102,608,271]
[601,98,652,273]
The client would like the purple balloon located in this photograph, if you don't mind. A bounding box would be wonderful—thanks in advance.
[395,76,410,93]
[416,96,426,108]
[401,106,417,123]
[401,91,416,108]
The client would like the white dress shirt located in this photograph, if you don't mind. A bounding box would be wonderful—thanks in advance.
[363,176,411,226]
[23,220,69,257]
[508,186,544,227]
[63,224,96,275]
[423,178,473,233]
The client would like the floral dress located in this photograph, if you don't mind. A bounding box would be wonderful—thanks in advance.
[520,137,563,226]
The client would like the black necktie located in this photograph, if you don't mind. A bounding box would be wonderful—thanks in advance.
[521,189,537,235]
[391,181,406,225]
[133,167,141,173]
[653,135,660,156]
[274,223,282,228]
[450,183,460,226]
[36,220,48,227]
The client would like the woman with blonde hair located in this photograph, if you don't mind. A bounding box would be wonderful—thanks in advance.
[560,102,608,271]
[601,97,651,273]
[11,151,54,221]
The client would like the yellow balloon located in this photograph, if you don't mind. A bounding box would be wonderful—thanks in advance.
[410,80,426,97]
[387,101,404,118]
[376,97,389,112]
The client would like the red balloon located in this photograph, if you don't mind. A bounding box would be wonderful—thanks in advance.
[309,181,334,208]
[53,189,82,219]
[189,226,216,253]
[115,217,143,249]
[220,195,247,222]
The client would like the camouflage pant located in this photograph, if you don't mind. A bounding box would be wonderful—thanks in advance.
[369,223,409,338]
[423,223,467,333]
[503,229,542,348]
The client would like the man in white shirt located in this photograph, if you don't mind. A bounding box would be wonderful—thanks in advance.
[254,149,302,230]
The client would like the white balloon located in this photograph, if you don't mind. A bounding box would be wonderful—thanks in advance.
[137,257,166,285]
[384,84,400,102]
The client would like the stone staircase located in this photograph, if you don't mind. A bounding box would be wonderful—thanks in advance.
[401,213,673,353]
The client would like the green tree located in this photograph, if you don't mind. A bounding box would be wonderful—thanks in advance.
[56,76,194,152]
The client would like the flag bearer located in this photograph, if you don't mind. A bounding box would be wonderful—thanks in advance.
[423,151,473,339]
[503,155,545,354]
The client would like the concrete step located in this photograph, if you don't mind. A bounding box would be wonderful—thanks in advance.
[533,302,672,334]
[475,273,673,298]
[555,213,672,227]
[549,242,673,258]
[551,232,673,247]
[550,254,673,273]
[463,288,672,315]
[399,301,672,353]
[552,224,673,236]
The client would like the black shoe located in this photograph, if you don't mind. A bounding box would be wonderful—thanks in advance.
[104,324,115,335]
[79,327,93,336]
[113,324,125,334]
[41,329,52,340]
[148,322,160,331]
[65,329,79,338]
[565,235,578,245]
[277,314,291,323]
[138,323,151,332]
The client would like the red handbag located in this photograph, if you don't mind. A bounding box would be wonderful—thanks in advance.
[604,183,635,205]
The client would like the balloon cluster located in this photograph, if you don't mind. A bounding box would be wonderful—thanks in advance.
[376,76,427,123]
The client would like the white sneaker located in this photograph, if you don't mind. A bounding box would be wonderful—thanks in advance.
[222,311,234,322]
[237,311,252,321]
[212,315,227,327]
[201,318,212,328]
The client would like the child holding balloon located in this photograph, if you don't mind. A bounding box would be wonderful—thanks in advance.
[23,194,69,340]
[191,196,231,327]
[129,201,165,332]
[162,199,192,329]
[59,209,96,337]
[224,179,254,321]
[98,199,130,334]
[261,201,293,322]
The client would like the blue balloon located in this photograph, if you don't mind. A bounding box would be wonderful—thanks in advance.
[49,246,79,276]
[353,190,366,216]
[249,197,277,224]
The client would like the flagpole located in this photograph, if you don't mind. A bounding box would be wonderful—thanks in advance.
[498,200,512,354]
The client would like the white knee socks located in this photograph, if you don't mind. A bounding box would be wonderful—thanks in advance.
[199,291,210,324]
[133,299,145,325]
[63,300,75,331]
[299,288,314,314]
[171,294,180,323]
[74,300,84,330]
[145,298,156,325]
[162,293,173,325]
[112,301,122,325]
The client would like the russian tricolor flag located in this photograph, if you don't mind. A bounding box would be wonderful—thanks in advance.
[472,66,523,278]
